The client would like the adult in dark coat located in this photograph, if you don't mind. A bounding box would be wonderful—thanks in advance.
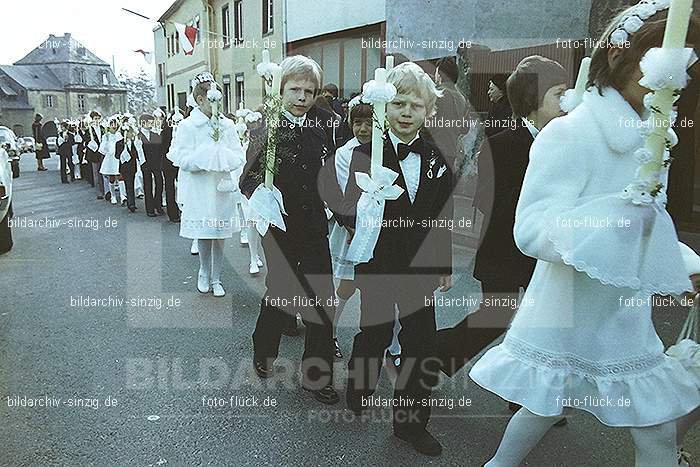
[32,114,49,171]
[138,116,165,217]
[240,102,338,404]
[57,122,75,184]
[484,73,513,138]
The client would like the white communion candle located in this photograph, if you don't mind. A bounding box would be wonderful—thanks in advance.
[371,67,387,177]
[574,57,591,99]
[386,55,395,71]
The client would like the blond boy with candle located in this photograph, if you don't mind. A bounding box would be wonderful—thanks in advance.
[338,61,453,456]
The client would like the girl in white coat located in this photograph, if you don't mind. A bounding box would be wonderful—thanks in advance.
[99,117,124,205]
[167,73,245,297]
[469,3,700,466]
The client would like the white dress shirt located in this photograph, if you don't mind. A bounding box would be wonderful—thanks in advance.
[389,131,421,204]
[282,109,306,128]
[522,117,540,139]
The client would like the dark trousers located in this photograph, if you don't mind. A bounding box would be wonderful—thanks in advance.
[347,274,439,436]
[142,163,164,214]
[59,151,74,183]
[84,162,94,186]
[119,163,136,209]
[0,204,13,254]
[252,227,336,389]
[163,165,180,221]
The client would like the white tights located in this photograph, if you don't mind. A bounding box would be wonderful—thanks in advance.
[197,239,225,284]
[485,408,677,467]
[245,223,261,267]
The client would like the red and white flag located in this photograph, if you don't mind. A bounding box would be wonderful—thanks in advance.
[174,23,198,56]
[134,49,153,64]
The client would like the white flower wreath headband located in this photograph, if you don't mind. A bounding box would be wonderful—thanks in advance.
[610,0,671,46]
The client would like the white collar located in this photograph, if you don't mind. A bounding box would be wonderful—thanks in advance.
[583,87,646,154]
[189,107,211,127]
[282,109,306,126]
[141,128,151,137]
[522,118,539,139]
[388,130,420,157]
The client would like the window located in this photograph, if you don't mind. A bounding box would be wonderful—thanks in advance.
[235,73,245,111]
[223,75,231,114]
[234,0,243,43]
[167,35,172,57]
[75,68,86,84]
[167,83,175,111]
[175,31,180,54]
[44,95,55,108]
[262,0,273,35]
[158,63,165,87]
[101,72,109,85]
[77,94,86,112]
[222,5,231,48]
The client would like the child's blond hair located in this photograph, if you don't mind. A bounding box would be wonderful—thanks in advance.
[387,62,443,116]
[279,55,322,94]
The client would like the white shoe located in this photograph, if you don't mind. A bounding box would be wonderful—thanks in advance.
[110,196,117,205]
[190,241,199,255]
[256,256,263,267]
[197,270,210,293]
[211,282,225,297]
[249,261,260,275]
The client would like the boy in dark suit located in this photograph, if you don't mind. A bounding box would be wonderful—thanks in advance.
[240,55,339,405]
[138,115,165,217]
[338,62,453,457]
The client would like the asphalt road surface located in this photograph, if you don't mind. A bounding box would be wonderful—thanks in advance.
[1,153,698,466]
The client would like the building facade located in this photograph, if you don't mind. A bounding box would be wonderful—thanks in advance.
[0,33,126,136]
[155,0,284,114]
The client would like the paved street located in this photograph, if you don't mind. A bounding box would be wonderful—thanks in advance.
[1,153,699,466]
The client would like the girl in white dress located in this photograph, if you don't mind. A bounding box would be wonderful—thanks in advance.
[99,117,124,205]
[469,3,700,466]
[167,73,245,297]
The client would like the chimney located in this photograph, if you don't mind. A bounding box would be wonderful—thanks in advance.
[64,33,71,39]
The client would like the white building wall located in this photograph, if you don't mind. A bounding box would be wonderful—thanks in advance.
[286,0,385,42]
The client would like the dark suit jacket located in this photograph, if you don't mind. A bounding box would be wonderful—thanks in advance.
[115,139,138,175]
[473,121,535,286]
[335,136,454,284]
[240,105,336,238]
[84,126,104,162]
[57,131,74,157]
[138,130,163,170]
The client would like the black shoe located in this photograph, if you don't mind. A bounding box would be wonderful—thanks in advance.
[333,338,343,360]
[61,181,69,184]
[253,359,272,379]
[394,429,443,457]
[155,207,165,215]
[170,217,181,223]
[147,212,157,217]
[96,195,104,200]
[129,206,136,213]
[121,199,127,207]
[303,384,339,405]
[105,192,111,201]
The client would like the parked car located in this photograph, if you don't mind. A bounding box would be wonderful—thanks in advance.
[46,136,57,153]
[0,127,19,178]
[0,147,13,253]
[19,136,35,153]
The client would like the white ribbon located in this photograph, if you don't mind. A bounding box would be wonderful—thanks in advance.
[248,184,287,236]
[345,166,405,264]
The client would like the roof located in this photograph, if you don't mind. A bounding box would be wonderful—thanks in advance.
[158,0,187,22]
[0,65,63,91]
[14,33,109,66]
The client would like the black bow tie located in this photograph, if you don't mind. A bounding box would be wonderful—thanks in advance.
[396,139,424,161]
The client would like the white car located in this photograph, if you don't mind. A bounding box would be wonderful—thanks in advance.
[0,147,12,224]
[46,136,58,153]
[19,136,35,153]
[0,126,18,157]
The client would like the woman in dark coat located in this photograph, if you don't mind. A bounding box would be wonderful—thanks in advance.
[32,113,49,171]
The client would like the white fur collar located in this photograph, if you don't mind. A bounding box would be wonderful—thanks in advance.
[583,87,646,155]
[189,108,210,127]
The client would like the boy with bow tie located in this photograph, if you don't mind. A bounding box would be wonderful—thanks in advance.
[338,62,454,457]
